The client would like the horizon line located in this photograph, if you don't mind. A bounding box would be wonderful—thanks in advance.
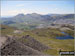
[1,13,75,18]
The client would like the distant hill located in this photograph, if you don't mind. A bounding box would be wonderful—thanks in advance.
[0,13,74,30]
[2,21,16,25]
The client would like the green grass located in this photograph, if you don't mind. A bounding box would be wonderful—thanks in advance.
[11,28,74,55]
[43,49,58,55]
[0,24,14,36]
[1,25,74,55]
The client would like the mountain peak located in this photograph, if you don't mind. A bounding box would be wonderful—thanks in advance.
[13,13,25,19]
[32,13,38,14]
[17,13,25,16]
[30,13,41,16]
[31,13,40,15]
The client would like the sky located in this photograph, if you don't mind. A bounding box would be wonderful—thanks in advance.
[1,0,75,17]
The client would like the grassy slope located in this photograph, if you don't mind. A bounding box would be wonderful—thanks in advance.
[0,24,14,36]
[1,25,74,55]
[8,23,37,30]
[10,28,74,55]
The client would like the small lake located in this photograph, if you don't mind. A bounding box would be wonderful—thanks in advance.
[56,32,74,40]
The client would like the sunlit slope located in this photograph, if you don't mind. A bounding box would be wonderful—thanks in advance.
[11,28,74,55]
[0,24,14,36]
[0,25,74,55]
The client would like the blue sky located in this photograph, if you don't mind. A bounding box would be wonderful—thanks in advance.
[1,0,74,17]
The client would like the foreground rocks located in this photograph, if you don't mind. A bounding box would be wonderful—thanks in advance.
[0,36,7,48]
[1,40,43,55]
[21,35,50,51]
[0,35,51,55]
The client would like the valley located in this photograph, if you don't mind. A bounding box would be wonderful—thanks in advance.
[1,0,75,55]
[0,23,74,55]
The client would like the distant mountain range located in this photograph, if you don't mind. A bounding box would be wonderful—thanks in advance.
[0,13,74,30]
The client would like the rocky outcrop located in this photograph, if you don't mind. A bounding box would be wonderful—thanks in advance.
[0,36,7,48]
[1,39,44,55]
[1,35,48,55]
[21,35,51,51]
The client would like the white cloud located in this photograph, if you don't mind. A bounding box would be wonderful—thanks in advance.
[16,4,25,7]
[54,8,58,10]
[1,8,74,17]
[1,9,34,16]
[1,10,19,16]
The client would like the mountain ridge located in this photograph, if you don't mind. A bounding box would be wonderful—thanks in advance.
[1,13,74,30]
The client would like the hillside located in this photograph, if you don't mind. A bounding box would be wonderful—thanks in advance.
[0,13,74,30]
[1,36,44,55]
[0,24,15,36]
[0,25,74,55]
